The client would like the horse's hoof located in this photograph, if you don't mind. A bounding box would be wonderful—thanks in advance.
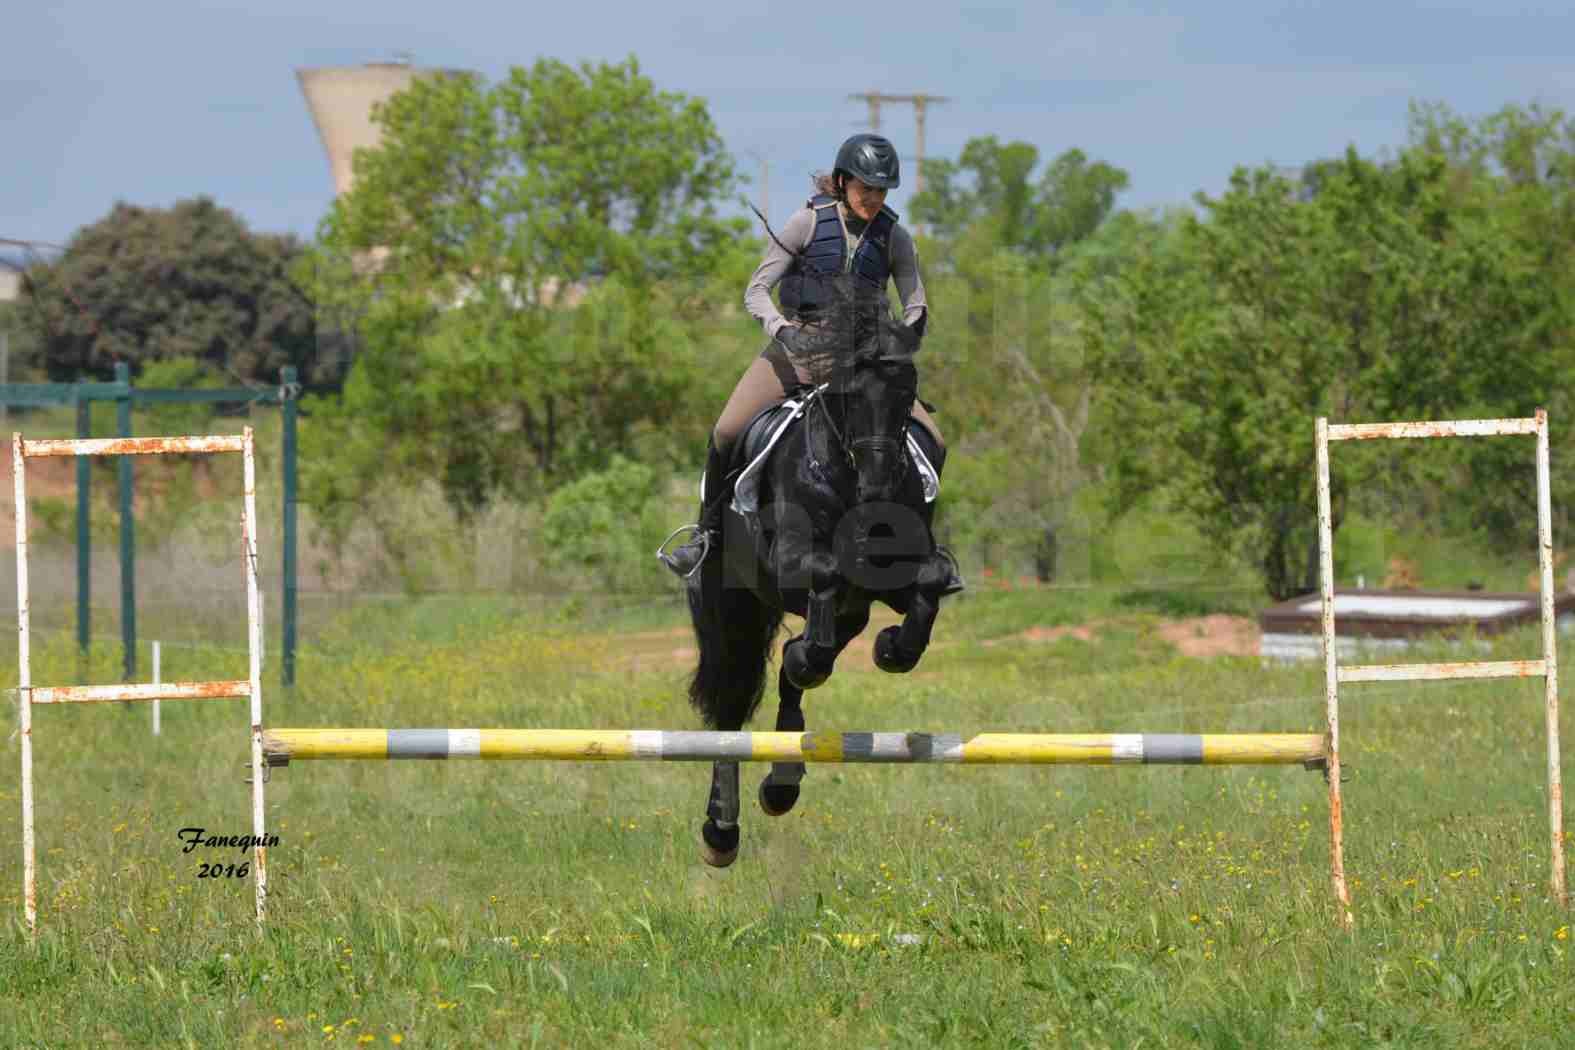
[873,625,920,673]
[701,842,738,868]
[784,640,830,690]
[934,545,966,596]
[759,778,800,817]
[700,820,739,868]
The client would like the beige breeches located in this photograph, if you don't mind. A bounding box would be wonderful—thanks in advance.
[713,343,944,456]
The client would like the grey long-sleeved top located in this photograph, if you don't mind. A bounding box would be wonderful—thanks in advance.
[743,201,928,338]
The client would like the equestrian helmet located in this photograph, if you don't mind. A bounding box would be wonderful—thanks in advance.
[834,134,901,189]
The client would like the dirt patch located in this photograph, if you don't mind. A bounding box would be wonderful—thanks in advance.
[0,455,77,549]
[613,606,935,675]
[610,610,1262,675]
[1155,614,1259,658]
[623,645,701,674]
[0,451,231,551]
[620,626,694,642]
[609,627,696,674]
[984,614,1259,658]
[983,623,1096,647]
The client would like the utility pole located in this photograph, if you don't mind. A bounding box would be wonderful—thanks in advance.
[846,91,951,201]
[0,330,8,434]
[861,92,882,133]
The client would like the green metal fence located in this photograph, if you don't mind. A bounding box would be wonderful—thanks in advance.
[3,363,300,684]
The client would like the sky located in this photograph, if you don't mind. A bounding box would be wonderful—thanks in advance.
[5,0,1575,251]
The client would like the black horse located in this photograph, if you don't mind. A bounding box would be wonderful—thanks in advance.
[682,296,964,867]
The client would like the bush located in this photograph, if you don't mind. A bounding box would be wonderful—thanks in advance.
[540,456,673,595]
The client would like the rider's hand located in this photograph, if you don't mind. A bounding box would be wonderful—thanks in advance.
[776,323,805,353]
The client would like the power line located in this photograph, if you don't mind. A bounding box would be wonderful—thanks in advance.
[0,237,66,252]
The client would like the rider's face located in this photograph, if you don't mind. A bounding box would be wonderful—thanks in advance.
[844,178,888,221]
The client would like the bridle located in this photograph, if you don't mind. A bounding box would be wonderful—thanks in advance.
[814,388,853,469]
[810,350,914,486]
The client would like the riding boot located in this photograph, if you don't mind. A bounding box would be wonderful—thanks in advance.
[658,439,731,579]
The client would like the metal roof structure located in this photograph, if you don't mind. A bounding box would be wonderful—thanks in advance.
[1260,587,1575,661]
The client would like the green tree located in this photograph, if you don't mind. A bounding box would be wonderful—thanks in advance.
[911,137,1129,266]
[21,197,322,384]
[0,300,44,383]
[1081,147,1568,599]
[299,55,746,526]
[908,136,1130,578]
[1404,101,1575,537]
[1407,100,1575,195]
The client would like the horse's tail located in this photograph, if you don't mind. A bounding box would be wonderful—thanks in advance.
[686,546,783,730]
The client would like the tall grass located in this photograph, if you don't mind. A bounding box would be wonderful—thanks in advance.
[0,587,1569,1047]
[0,404,1568,1045]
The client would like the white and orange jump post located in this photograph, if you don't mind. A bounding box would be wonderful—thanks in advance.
[13,431,268,938]
[1316,410,1566,927]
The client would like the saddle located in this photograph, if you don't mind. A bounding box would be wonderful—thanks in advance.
[728,385,943,522]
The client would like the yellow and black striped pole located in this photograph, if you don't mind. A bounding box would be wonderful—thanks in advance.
[264,729,1327,768]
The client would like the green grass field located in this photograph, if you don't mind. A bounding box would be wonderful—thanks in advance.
[0,587,1571,1047]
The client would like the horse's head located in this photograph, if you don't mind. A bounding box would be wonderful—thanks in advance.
[846,335,918,504]
[809,306,920,505]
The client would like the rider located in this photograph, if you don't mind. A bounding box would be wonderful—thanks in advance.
[659,133,944,578]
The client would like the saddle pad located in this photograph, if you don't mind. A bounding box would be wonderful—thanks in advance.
[731,390,817,518]
[731,387,939,518]
[907,428,940,503]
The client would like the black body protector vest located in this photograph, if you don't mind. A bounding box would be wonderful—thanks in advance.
[777,194,898,323]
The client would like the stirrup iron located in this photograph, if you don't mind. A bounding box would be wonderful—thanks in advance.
[656,523,713,579]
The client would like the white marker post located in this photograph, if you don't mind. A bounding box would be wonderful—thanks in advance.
[152,641,161,736]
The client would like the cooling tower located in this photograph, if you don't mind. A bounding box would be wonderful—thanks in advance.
[0,245,32,303]
[296,60,466,196]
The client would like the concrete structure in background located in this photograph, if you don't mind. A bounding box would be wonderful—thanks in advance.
[296,57,589,308]
[0,243,29,302]
[296,59,471,198]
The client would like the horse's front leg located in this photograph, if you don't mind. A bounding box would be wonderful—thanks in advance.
[761,604,870,817]
[782,550,842,691]
[874,547,962,674]
[700,759,741,867]
[758,671,805,818]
